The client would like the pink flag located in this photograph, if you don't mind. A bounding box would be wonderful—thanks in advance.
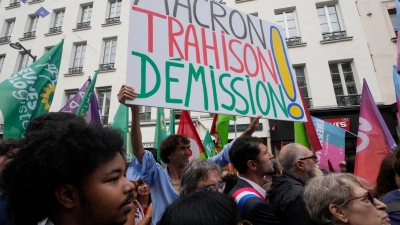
[354,80,396,185]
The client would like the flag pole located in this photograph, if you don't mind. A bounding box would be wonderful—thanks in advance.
[346,130,358,137]
[234,120,238,138]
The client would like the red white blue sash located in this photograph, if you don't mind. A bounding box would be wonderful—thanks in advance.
[232,187,264,213]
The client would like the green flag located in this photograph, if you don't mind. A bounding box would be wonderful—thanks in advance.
[169,109,175,135]
[203,129,217,159]
[294,122,310,148]
[217,114,236,147]
[111,104,134,161]
[154,108,168,161]
[0,39,64,138]
[76,70,98,119]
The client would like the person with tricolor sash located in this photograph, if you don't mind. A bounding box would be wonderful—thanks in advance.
[117,85,260,225]
[228,136,281,225]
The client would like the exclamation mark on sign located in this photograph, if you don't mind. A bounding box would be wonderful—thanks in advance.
[270,27,304,120]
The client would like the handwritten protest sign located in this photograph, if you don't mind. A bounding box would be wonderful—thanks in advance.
[126,0,307,121]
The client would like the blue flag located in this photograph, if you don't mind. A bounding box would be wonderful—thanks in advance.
[36,7,50,18]
[21,0,27,4]
[397,0,400,31]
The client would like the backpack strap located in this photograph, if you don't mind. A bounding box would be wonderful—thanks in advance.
[232,187,264,213]
[385,201,400,214]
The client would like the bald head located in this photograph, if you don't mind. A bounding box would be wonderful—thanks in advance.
[279,143,309,172]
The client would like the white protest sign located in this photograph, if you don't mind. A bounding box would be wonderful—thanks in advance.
[126,0,307,122]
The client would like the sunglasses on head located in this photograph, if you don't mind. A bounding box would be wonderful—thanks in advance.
[348,192,375,205]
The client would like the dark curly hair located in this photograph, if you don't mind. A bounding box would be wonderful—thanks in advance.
[0,138,19,156]
[160,135,189,164]
[0,112,124,225]
[229,136,263,174]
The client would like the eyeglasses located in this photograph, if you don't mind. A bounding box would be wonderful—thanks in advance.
[196,182,226,192]
[348,192,375,205]
[299,155,318,162]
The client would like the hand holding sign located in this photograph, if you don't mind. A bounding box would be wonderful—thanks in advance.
[240,115,262,137]
[118,84,138,107]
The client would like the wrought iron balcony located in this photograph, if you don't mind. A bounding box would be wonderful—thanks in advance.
[9,2,20,7]
[30,0,42,2]
[336,95,361,106]
[69,67,83,74]
[322,31,347,41]
[101,116,108,124]
[140,112,151,121]
[77,21,90,29]
[304,97,312,108]
[49,26,62,33]
[99,63,115,71]
[106,17,120,24]
[286,37,301,46]
[23,31,35,38]
[0,36,11,43]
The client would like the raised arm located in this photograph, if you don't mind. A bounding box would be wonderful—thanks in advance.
[240,115,262,137]
[117,85,145,163]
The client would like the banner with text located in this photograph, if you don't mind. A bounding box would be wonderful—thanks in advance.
[126,0,306,121]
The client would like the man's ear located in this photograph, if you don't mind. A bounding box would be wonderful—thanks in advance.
[329,204,349,223]
[54,184,79,209]
[247,160,257,171]
[296,160,305,171]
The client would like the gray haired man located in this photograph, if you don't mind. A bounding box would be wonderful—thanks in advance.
[267,143,319,225]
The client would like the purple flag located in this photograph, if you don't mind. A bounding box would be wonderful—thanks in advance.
[60,79,90,114]
[21,0,27,4]
[36,7,50,18]
[86,92,103,124]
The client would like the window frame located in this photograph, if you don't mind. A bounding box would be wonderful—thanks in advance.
[96,87,112,123]
[108,0,122,19]
[28,15,39,32]
[382,1,398,38]
[329,62,358,97]
[81,5,93,23]
[293,65,309,98]
[0,55,5,74]
[275,11,300,38]
[18,53,30,71]
[53,10,65,28]
[4,20,15,37]
[317,5,342,34]
[64,89,79,106]
[72,44,86,68]
[102,38,117,64]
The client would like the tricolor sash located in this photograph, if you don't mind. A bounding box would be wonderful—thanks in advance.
[232,187,264,213]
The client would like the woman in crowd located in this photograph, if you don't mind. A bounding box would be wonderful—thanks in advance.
[304,173,390,225]
[374,155,398,199]
[381,149,400,224]
[126,179,153,225]
[157,191,245,225]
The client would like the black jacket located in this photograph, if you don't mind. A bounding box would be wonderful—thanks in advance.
[229,178,280,225]
[267,172,318,225]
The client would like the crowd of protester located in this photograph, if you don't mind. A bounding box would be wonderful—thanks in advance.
[0,84,396,225]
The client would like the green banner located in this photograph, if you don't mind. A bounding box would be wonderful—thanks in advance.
[203,129,217,159]
[0,39,64,138]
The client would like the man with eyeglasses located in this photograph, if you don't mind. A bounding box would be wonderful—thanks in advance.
[268,143,319,225]
[228,136,281,225]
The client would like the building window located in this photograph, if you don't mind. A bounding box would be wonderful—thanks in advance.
[97,88,111,124]
[387,3,397,35]
[25,15,38,38]
[100,39,117,71]
[18,53,30,71]
[329,62,360,106]
[1,20,14,43]
[0,55,5,73]
[293,66,311,108]
[106,0,121,24]
[275,11,301,46]
[9,0,20,7]
[64,89,78,105]
[70,44,86,74]
[317,5,346,41]
[139,106,152,121]
[78,5,92,29]
[50,10,64,33]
